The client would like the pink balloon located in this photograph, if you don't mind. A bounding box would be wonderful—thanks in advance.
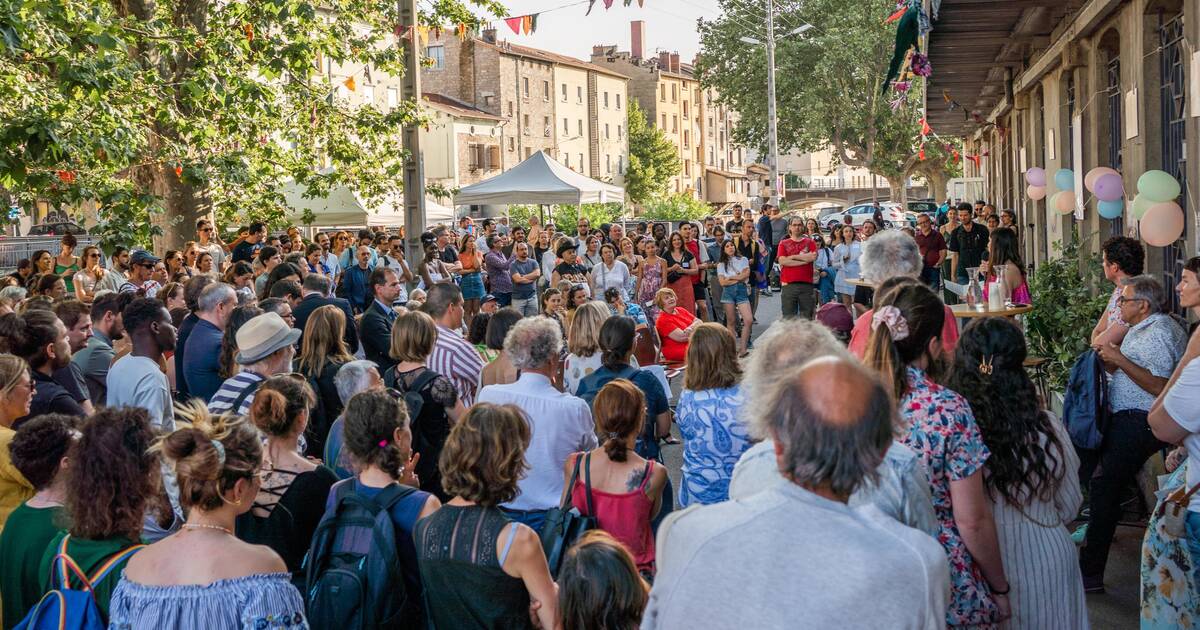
[1085,167,1119,192]
[1054,191,1075,214]
[1093,173,1124,202]
[1025,167,1046,187]
[1026,185,1046,201]
[1141,201,1185,247]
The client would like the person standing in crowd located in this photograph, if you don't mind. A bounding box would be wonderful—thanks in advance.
[72,246,104,303]
[208,312,299,417]
[832,224,862,312]
[775,216,818,320]
[360,267,401,374]
[557,530,648,630]
[850,220,878,311]
[1091,236,1145,347]
[235,376,337,581]
[945,317,1087,628]
[563,379,668,578]
[591,243,631,303]
[0,414,78,627]
[478,317,596,531]
[423,283,484,407]
[377,233,414,303]
[715,239,753,356]
[1148,257,1200,571]
[415,403,559,630]
[484,234,514,308]
[385,310,465,500]
[980,227,1030,305]
[863,281,1010,626]
[644,357,950,629]
[106,298,177,431]
[509,242,542,317]
[231,221,266,263]
[341,245,375,314]
[480,308,523,388]
[675,324,751,507]
[662,231,697,318]
[564,302,613,395]
[914,213,947,289]
[181,282,236,404]
[730,219,764,315]
[35,408,158,623]
[947,203,989,285]
[0,310,84,425]
[814,228,838,305]
[1082,275,1186,592]
[72,292,127,406]
[322,360,385,480]
[120,249,163,297]
[458,234,485,321]
[681,224,711,321]
[0,355,34,532]
[110,414,307,627]
[636,237,667,319]
[723,205,743,234]
[52,299,95,415]
[296,305,356,457]
[293,273,358,354]
[654,288,699,364]
[195,219,227,271]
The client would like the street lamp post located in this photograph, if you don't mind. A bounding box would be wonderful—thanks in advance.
[741,16,811,209]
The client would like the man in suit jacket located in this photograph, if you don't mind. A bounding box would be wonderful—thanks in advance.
[293,273,359,354]
[360,266,401,374]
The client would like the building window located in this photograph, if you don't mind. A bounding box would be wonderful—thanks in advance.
[618,156,624,173]
[606,154,611,173]
[561,83,567,101]
[426,45,445,69]
[683,130,689,148]
[386,87,398,109]
[523,77,529,97]
[563,118,569,134]
[578,119,583,136]
[565,153,570,167]
[543,80,550,101]
[672,115,677,133]
[525,147,533,158]
[508,137,515,151]
[616,94,621,109]
[579,153,584,167]
[577,85,583,103]
[660,84,666,101]
[682,101,688,117]
[661,113,667,128]
[604,123,610,139]
[603,92,609,108]
[523,114,530,134]
[671,84,677,102]
[544,116,551,137]
[507,101,514,116]
[617,124,622,139]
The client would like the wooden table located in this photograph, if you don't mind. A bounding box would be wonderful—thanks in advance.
[950,303,1034,318]
[847,278,873,288]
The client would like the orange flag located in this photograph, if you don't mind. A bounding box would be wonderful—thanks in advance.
[343,76,356,92]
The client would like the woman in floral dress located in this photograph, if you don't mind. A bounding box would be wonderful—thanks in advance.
[863,279,1010,629]
[637,237,667,322]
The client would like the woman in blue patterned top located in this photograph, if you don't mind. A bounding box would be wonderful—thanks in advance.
[110,407,307,629]
[674,323,751,506]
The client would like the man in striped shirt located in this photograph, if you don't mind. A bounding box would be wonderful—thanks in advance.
[422,283,483,406]
[208,312,300,416]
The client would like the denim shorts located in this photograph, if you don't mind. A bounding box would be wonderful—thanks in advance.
[721,282,750,305]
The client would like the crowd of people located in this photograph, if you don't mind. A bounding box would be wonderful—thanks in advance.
[0,199,1195,629]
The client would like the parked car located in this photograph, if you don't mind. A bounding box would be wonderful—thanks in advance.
[823,203,908,230]
[27,221,87,236]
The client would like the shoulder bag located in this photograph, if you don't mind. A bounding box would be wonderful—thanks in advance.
[539,452,597,577]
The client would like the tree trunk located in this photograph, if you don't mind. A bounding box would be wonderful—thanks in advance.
[886,177,904,205]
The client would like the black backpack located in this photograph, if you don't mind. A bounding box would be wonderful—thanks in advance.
[384,368,439,428]
[304,480,417,629]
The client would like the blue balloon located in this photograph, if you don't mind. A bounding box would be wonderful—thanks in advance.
[1098,198,1124,220]
[1054,168,1075,191]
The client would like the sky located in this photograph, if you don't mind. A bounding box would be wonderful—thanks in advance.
[484,0,718,62]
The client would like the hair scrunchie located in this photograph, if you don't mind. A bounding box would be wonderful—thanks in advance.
[871,305,910,341]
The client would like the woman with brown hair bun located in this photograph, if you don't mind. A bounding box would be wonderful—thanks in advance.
[558,530,648,630]
[416,403,557,630]
[235,376,337,581]
[561,379,667,578]
[34,408,158,623]
[109,405,307,628]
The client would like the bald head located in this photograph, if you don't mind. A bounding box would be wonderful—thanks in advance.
[764,357,895,499]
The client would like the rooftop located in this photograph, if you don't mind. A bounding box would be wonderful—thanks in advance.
[423,93,506,121]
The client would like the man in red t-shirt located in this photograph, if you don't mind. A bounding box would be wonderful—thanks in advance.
[682,222,710,321]
[776,216,818,319]
[912,214,947,289]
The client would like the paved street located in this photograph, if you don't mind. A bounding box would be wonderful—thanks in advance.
[658,290,1140,629]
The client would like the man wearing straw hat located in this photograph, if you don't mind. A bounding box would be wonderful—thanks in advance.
[207,311,300,416]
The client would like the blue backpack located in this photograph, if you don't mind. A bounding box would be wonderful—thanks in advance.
[1061,349,1110,450]
[15,536,143,630]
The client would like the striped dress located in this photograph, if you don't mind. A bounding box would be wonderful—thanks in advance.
[989,417,1088,630]
[109,571,307,629]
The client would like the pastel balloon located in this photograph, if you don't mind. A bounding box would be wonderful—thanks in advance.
[1026,185,1047,201]
[1137,170,1181,202]
[1054,168,1075,191]
[1053,191,1075,214]
[1085,167,1120,191]
[1097,198,1125,220]
[1093,173,1124,202]
[1131,194,1156,219]
[1025,167,1046,187]
[1141,201,1185,247]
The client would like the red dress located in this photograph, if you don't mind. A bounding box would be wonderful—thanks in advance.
[655,307,696,364]
[572,458,657,573]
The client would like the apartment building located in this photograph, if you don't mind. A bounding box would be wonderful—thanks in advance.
[421,93,505,190]
[591,21,749,205]
[420,30,629,184]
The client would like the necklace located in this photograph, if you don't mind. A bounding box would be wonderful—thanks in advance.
[181,522,234,535]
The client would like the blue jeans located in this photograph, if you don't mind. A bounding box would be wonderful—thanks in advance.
[500,507,548,532]
[920,267,941,289]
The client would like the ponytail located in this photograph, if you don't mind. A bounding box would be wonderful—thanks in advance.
[860,280,944,400]
[604,435,629,463]
[863,324,906,401]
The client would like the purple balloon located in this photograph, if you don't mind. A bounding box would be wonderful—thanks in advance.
[1094,173,1124,202]
[1025,167,1046,187]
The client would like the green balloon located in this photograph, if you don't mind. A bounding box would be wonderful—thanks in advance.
[1137,170,1181,203]
[1131,194,1156,219]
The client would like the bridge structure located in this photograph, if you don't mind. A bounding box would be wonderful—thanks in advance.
[783,185,930,210]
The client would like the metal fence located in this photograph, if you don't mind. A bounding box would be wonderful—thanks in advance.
[0,236,101,273]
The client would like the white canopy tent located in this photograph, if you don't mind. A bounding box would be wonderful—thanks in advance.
[453,150,624,206]
[282,182,455,228]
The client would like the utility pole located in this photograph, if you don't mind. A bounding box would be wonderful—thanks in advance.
[765,0,780,208]
[398,0,426,270]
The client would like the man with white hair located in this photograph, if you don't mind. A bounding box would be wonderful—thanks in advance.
[322,360,385,479]
[477,316,596,531]
[729,318,937,536]
[645,356,949,629]
[847,230,960,357]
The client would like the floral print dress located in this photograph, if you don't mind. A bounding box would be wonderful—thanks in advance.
[898,366,998,629]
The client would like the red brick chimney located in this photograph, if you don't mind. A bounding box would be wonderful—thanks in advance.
[631,20,646,59]
[670,52,680,72]
[482,28,497,44]
[659,51,671,70]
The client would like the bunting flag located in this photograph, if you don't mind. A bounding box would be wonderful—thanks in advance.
[951,149,960,164]
[529,14,539,32]
[343,76,356,92]
[603,0,614,9]
[521,15,532,33]
[884,7,906,23]
[918,145,925,161]
[505,16,522,33]
[966,154,981,169]
[586,0,596,15]
[637,0,644,7]
[457,23,468,40]
[920,118,932,137]
[417,25,429,47]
